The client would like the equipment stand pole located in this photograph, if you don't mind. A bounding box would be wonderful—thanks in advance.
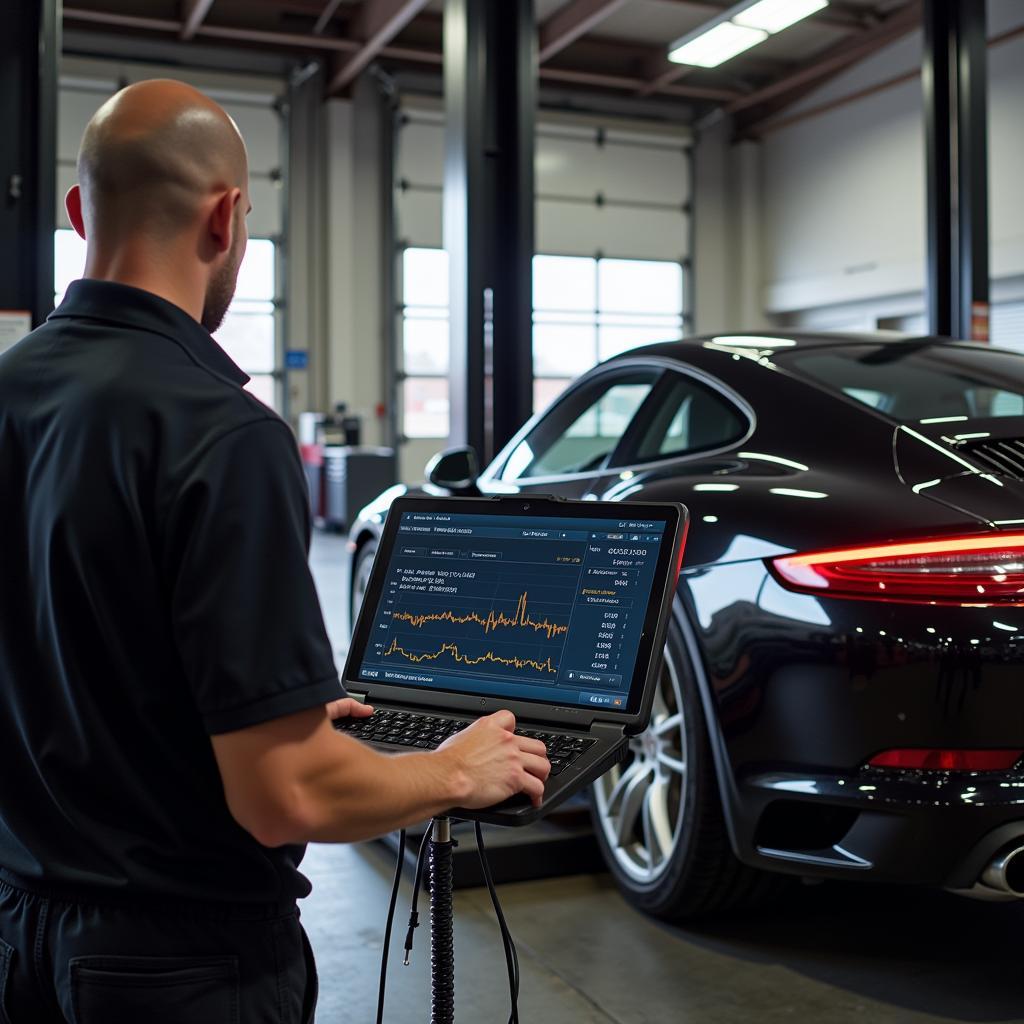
[428,816,456,1023]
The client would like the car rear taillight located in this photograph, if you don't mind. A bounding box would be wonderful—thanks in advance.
[868,749,1024,771]
[768,533,1024,605]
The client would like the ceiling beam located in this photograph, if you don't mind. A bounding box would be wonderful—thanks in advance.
[538,0,630,63]
[636,63,696,98]
[62,6,740,102]
[65,8,360,51]
[325,0,430,95]
[743,13,1024,138]
[726,0,921,117]
[540,66,738,101]
[179,0,215,40]
[312,0,346,35]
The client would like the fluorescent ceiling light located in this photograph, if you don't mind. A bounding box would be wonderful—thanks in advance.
[667,0,828,69]
[733,0,829,34]
[668,21,767,67]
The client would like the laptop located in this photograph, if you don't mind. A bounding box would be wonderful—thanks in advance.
[337,494,688,825]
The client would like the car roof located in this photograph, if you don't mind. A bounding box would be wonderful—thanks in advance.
[608,332,1005,369]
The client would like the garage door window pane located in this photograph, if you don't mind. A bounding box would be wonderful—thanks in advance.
[234,238,275,301]
[598,323,682,361]
[403,248,449,309]
[215,309,276,373]
[245,374,276,408]
[533,322,597,377]
[534,254,596,312]
[598,259,682,315]
[404,317,449,375]
[404,377,450,438]
[534,377,572,414]
[54,229,87,305]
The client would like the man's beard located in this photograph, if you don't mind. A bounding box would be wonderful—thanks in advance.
[201,236,243,333]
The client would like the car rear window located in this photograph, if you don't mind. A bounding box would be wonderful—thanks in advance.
[778,343,1024,421]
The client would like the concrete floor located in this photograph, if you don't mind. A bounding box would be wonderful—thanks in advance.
[306,532,1024,1024]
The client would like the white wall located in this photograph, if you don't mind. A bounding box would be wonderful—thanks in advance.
[745,0,1024,335]
[760,31,926,320]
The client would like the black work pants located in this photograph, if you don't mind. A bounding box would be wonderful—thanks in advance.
[0,877,318,1023]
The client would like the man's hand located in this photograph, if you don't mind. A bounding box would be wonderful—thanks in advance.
[436,710,550,808]
[326,697,374,721]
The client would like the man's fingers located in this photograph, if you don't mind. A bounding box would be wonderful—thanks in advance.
[488,709,516,732]
[521,751,551,780]
[326,698,373,720]
[519,770,546,807]
[516,736,547,757]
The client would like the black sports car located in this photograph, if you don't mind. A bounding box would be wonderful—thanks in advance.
[346,332,1024,919]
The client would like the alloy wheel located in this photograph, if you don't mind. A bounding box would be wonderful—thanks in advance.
[592,641,688,884]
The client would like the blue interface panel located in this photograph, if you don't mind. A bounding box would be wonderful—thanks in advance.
[357,510,668,711]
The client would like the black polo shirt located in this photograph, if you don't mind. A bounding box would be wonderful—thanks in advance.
[0,279,343,906]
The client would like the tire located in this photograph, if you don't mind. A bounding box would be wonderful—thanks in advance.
[590,615,786,920]
[349,539,378,637]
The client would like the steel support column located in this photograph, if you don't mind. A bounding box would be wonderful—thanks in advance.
[923,0,989,340]
[443,0,535,462]
[0,0,59,328]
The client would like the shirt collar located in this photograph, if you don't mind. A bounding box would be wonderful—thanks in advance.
[49,279,250,387]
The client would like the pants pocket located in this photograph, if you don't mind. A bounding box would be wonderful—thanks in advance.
[0,938,13,1024]
[69,954,239,1024]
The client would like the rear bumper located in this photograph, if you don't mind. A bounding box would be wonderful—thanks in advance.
[736,765,1024,889]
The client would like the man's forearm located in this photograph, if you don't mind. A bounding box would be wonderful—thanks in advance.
[288,738,469,844]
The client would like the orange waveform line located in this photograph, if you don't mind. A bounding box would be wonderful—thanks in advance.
[391,591,568,640]
[384,637,558,674]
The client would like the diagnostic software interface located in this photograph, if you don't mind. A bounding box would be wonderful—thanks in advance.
[357,510,668,711]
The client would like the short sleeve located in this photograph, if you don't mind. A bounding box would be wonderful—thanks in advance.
[166,418,345,734]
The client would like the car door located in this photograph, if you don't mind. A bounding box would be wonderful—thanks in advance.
[479,367,664,498]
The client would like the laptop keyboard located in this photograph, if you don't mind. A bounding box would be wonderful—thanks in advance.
[333,709,596,776]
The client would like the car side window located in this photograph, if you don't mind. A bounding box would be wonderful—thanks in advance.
[500,370,660,481]
[628,371,747,463]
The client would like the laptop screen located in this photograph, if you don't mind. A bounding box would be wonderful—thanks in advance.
[354,508,670,713]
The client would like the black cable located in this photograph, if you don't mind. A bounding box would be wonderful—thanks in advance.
[403,822,434,965]
[376,829,407,1024]
[475,821,520,1024]
[428,825,456,1023]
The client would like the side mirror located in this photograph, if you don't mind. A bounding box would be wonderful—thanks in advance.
[425,446,480,494]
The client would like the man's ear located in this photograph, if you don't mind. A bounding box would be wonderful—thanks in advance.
[208,188,242,255]
[66,185,86,240]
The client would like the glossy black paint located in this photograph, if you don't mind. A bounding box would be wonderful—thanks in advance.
[348,334,1024,889]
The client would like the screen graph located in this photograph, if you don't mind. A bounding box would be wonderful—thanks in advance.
[357,510,668,711]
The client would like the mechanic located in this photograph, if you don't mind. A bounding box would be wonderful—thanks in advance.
[0,79,549,1023]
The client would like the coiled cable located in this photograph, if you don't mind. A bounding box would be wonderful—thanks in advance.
[428,822,456,1023]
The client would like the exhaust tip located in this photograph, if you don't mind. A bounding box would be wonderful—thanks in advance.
[982,844,1024,897]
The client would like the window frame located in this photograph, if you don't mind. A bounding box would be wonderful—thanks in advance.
[497,367,664,483]
[616,370,751,466]
[481,358,755,486]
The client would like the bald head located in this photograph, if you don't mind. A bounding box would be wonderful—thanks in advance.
[70,79,251,331]
[78,79,248,244]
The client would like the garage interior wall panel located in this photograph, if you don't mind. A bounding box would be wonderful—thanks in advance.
[989,1,1024,285]
[760,0,1024,331]
[761,36,926,318]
